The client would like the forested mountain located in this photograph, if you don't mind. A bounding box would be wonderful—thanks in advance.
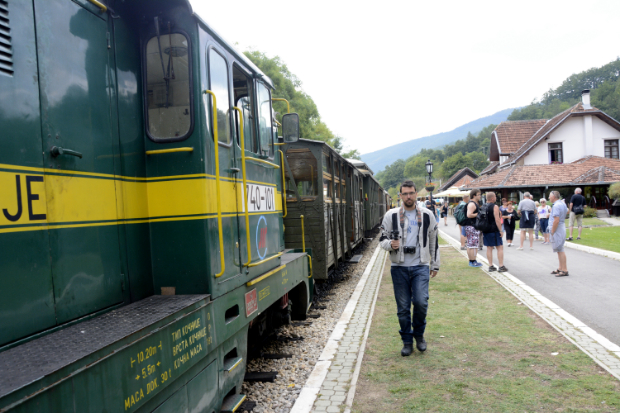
[509,58,620,121]
[376,125,495,197]
[360,108,514,173]
[244,51,360,159]
[374,57,620,199]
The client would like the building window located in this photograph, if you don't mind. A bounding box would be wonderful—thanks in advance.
[605,139,619,159]
[548,143,563,164]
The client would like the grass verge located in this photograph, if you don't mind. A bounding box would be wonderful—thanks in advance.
[516,217,610,229]
[565,226,620,254]
[353,247,620,413]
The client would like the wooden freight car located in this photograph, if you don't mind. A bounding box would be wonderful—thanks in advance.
[282,139,366,280]
[348,160,387,237]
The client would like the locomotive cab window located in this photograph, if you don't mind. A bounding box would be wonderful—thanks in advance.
[233,65,256,153]
[208,49,231,144]
[257,82,273,157]
[145,32,192,141]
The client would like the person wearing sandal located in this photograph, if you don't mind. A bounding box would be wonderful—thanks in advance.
[549,191,569,277]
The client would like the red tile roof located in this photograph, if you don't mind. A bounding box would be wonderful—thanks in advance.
[479,161,499,175]
[465,156,620,189]
[438,167,478,192]
[494,119,547,154]
[501,103,604,168]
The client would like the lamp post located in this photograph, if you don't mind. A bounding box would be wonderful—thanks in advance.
[425,159,434,211]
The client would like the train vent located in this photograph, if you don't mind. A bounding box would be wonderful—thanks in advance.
[0,0,13,77]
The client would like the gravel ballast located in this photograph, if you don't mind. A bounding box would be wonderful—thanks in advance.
[242,237,380,413]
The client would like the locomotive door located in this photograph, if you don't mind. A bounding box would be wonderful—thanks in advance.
[207,47,243,281]
[34,0,124,323]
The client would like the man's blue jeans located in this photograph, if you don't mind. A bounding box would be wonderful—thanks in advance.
[391,265,430,343]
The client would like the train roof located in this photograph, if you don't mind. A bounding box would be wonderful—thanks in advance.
[346,159,374,175]
[187,3,275,88]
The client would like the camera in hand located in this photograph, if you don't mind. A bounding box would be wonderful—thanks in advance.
[390,213,400,241]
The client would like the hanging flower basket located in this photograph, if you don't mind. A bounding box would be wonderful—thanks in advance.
[425,184,436,192]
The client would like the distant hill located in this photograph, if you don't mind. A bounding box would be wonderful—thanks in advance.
[361,108,515,173]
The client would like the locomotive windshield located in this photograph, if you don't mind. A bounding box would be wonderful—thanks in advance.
[145,32,191,141]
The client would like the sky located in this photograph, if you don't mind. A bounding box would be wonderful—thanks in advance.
[190,0,620,155]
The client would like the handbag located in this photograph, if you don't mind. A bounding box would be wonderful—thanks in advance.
[574,205,584,215]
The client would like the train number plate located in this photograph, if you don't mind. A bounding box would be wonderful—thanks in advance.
[245,289,258,317]
[245,184,275,212]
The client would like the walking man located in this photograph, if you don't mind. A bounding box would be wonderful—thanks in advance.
[482,192,507,272]
[464,189,483,267]
[549,191,569,276]
[517,192,537,250]
[380,181,440,356]
[568,188,586,241]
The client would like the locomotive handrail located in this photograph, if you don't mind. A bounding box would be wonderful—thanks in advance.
[271,98,290,114]
[300,215,313,278]
[146,147,193,155]
[87,0,107,12]
[246,264,286,287]
[246,157,280,169]
[204,90,225,278]
[233,106,252,267]
[279,150,287,218]
[247,251,284,268]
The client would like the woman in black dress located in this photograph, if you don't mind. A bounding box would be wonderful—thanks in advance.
[502,201,518,246]
[441,201,449,226]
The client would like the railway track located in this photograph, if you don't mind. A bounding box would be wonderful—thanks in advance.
[241,236,380,413]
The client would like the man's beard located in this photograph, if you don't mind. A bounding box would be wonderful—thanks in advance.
[403,198,414,207]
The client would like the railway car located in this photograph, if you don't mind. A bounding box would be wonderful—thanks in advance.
[282,139,357,280]
[0,1,311,412]
[348,160,385,237]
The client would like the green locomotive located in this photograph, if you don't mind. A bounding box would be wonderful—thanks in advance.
[0,0,311,412]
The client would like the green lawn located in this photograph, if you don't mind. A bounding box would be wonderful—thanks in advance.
[352,247,620,413]
[516,217,609,229]
[566,226,620,253]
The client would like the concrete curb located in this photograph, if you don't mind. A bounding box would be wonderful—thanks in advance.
[291,245,383,413]
[343,250,387,413]
[513,228,620,261]
[439,229,620,381]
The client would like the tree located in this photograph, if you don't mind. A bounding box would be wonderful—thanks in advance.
[376,159,406,190]
[342,148,361,160]
[465,152,489,173]
[244,50,360,155]
[439,152,469,179]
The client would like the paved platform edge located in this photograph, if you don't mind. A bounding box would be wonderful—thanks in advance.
[343,250,387,413]
[439,229,620,381]
[290,244,385,413]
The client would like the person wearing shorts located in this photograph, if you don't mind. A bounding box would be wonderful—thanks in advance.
[464,189,483,267]
[517,192,537,250]
[538,199,551,244]
[568,188,586,241]
[549,191,569,276]
[458,195,469,250]
[481,192,507,272]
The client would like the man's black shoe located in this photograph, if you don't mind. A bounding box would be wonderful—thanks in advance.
[414,336,427,352]
[401,343,413,356]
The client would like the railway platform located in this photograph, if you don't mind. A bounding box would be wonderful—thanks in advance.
[291,235,620,413]
[291,245,389,413]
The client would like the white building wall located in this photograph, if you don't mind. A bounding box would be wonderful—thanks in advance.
[517,115,620,166]
[524,117,585,165]
[592,117,620,157]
